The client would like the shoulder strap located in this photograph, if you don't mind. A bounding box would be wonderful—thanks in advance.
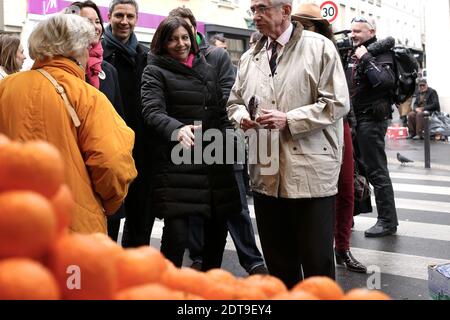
[36,69,81,127]
[0,67,8,79]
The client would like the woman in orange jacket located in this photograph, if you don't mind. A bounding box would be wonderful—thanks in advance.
[0,14,137,234]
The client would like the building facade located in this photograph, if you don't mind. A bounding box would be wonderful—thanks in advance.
[424,0,450,113]
[1,0,255,67]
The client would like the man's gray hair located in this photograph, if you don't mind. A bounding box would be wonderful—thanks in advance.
[109,0,139,15]
[271,0,293,6]
[28,14,95,61]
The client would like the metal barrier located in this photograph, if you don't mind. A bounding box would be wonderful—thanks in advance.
[423,111,431,169]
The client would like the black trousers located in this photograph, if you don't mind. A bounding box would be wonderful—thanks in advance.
[253,193,336,289]
[161,214,228,270]
[121,175,154,248]
[355,119,398,228]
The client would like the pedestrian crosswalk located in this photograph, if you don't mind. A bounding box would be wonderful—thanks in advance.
[344,166,450,299]
[118,163,450,300]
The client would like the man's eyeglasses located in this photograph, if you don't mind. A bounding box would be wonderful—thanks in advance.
[250,5,280,16]
[351,16,375,30]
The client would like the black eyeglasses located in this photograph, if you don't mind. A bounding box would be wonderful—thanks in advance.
[351,16,375,30]
[250,4,281,16]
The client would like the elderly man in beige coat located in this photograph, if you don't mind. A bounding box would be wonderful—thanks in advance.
[227,0,350,288]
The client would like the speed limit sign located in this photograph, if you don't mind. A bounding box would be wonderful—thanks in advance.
[321,1,339,24]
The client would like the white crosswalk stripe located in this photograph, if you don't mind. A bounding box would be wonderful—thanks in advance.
[392,183,450,196]
[390,172,450,183]
[348,248,448,281]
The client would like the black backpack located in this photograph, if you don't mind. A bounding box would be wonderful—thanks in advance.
[392,46,419,105]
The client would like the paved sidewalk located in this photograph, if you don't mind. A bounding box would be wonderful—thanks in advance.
[386,138,450,171]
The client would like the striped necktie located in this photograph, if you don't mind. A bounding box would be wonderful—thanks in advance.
[269,41,279,76]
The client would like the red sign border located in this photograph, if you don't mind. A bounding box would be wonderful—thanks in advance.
[321,1,339,24]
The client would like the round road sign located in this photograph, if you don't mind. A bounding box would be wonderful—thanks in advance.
[321,1,339,24]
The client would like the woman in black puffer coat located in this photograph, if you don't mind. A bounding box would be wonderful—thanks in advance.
[141,17,241,269]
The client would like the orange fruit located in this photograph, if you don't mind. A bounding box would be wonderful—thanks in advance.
[89,233,124,256]
[206,268,237,285]
[203,270,239,300]
[160,266,268,300]
[243,274,288,297]
[47,233,118,300]
[232,279,268,300]
[0,133,10,145]
[0,140,64,198]
[160,267,213,297]
[50,184,74,234]
[0,258,60,300]
[292,276,344,300]
[0,191,57,260]
[116,283,202,300]
[342,288,391,300]
[272,290,319,300]
[116,246,167,290]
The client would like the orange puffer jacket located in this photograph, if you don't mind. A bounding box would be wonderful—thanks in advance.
[0,56,137,234]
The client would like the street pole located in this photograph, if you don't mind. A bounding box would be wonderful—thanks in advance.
[423,111,431,169]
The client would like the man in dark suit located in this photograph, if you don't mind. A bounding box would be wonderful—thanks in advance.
[102,0,152,247]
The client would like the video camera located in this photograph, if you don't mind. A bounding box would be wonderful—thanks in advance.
[334,30,353,68]
[335,30,353,52]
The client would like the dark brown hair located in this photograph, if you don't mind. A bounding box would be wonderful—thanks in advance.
[0,34,22,74]
[70,1,105,35]
[168,7,197,28]
[109,0,139,15]
[151,16,199,56]
[311,21,337,45]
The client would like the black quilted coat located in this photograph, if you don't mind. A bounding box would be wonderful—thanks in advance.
[141,53,241,220]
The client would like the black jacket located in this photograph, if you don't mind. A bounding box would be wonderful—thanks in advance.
[414,87,440,113]
[97,60,126,221]
[198,33,236,101]
[102,41,149,145]
[99,60,124,118]
[102,37,152,246]
[346,37,396,119]
[141,53,241,220]
[102,38,150,180]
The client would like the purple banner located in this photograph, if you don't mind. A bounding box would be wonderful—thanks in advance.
[27,0,205,33]
[28,0,71,15]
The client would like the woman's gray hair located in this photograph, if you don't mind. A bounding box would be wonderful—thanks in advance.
[28,14,95,61]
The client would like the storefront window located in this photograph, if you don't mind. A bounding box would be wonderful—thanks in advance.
[226,38,245,66]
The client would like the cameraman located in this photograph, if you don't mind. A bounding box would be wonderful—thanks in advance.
[345,17,399,238]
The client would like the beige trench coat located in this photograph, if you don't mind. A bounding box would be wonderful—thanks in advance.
[227,23,350,199]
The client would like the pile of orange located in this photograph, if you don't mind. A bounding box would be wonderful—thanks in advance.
[0,134,392,300]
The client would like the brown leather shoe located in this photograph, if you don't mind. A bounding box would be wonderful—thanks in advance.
[335,250,367,273]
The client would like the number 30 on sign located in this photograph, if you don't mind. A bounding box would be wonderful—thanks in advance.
[320,1,339,24]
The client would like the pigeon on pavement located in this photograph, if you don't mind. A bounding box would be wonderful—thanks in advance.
[397,152,414,165]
